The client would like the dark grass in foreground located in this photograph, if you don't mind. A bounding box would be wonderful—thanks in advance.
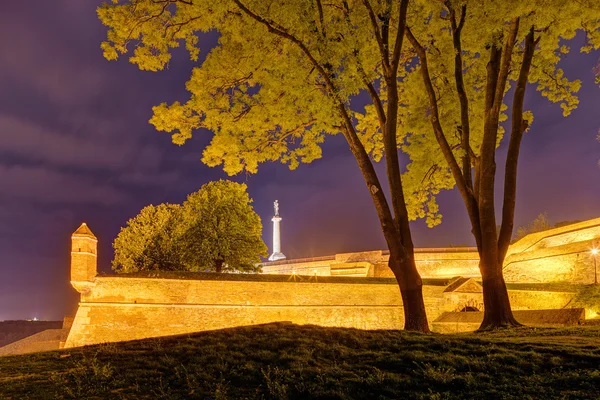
[1,324,599,399]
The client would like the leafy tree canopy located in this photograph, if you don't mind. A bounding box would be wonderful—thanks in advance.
[99,0,600,227]
[180,180,268,273]
[112,180,267,273]
[99,0,403,172]
[112,203,185,272]
[393,1,599,328]
[398,0,600,227]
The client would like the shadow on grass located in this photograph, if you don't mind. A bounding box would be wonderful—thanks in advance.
[1,323,599,399]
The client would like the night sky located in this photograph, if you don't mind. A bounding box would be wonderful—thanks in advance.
[1,1,599,321]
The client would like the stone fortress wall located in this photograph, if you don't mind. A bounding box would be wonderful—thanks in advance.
[262,217,600,284]
[64,218,600,348]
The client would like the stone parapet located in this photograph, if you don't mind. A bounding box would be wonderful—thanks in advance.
[64,275,447,347]
[261,218,600,284]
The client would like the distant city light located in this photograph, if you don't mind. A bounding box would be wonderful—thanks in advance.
[592,249,598,255]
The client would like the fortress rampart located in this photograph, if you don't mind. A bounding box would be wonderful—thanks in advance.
[65,275,432,348]
[64,219,600,348]
[64,271,577,348]
[262,218,600,284]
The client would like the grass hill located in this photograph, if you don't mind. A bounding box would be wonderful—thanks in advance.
[1,323,599,399]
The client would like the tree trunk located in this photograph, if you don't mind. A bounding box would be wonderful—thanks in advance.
[387,245,430,332]
[234,0,429,332]
[399,279,429,332]
[478,256,520,330]
[215,259,224,273]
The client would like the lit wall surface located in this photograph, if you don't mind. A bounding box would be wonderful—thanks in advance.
[65,218,599,347]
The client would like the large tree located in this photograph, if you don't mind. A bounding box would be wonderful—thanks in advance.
[112,180,267,273]
[180,180,267,273]
[113,203,186,272]
[398,0,600,328]
[99,0,431,331]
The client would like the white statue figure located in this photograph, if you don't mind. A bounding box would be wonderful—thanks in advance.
[274,200,280,216]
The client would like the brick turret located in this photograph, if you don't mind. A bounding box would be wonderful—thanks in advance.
[71,223,97,290]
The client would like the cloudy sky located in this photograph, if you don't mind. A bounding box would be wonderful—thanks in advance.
[1,1,599,320]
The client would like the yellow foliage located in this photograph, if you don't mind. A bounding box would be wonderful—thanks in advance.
[97,0,600,228]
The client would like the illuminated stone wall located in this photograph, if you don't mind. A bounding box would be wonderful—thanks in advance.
[262,218,600,284]
[501,218,600,283]
[65,276,450,348]
[262,249,481,279]
[64,273,579,347]
[65,219,599,348]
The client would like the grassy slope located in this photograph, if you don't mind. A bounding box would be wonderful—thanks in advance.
[1,324,599,400]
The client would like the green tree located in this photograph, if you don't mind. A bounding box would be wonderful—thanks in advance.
[180,180,267,273]
[399,1,600,328]
[113,203,185,272]
[99,0,431,330]
[112,181,267,273]
[514,213,551,242]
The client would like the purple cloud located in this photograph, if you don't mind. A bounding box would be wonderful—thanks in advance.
[0,164,127,205]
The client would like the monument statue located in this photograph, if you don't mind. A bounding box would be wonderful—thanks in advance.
[268,200,286,261]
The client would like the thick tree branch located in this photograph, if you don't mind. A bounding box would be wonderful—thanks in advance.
[483,46,501,117]
[404,28,463,186]
[316,0,325,37]
[383,0,412,250]
[473,159,481,204]
[233,0,404,258]
[391,0,409,73]
[446,2,482,252]
[406,26,481,250]
[493,18,520,112]
[361,0,389,74]
[498,27,537,259]
[447,3,472,188]
[477,18,519,266]
[344,4,410,246]
[381,9,391,72]
[359,68,387,132]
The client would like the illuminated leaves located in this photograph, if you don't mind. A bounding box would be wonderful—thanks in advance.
[150,102,200,146]
[398,0,600,223]
[98,0,396,176]
[112,180,267,273]
[180,180,268,273]
[112,203,186,272]
[99,0,600,230]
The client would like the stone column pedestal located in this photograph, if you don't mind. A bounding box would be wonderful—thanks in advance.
[268,215,286,261]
